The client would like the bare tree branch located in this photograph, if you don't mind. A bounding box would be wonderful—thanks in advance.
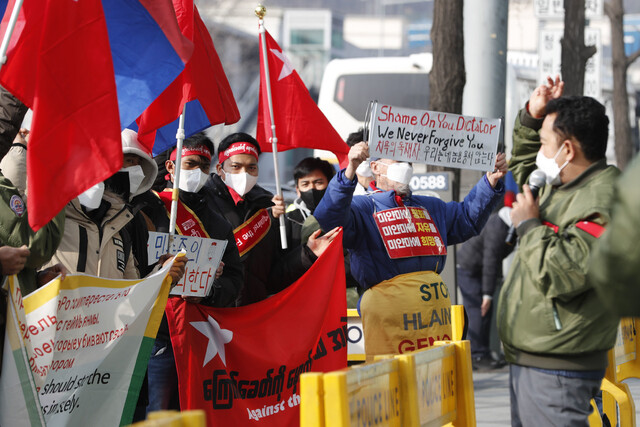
[627,48,640,69]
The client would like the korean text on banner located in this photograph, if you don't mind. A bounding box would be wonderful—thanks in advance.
[0,257,176,427]
[147,231,227,298]
[368,103,501,172]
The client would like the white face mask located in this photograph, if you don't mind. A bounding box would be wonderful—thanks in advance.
[535,145,568,186]
[78,182,105,211]
[384,162,413,185]
[224,172,258,196]
[177,168,208,193]
[356,160,373,178]
[122,165,145,196]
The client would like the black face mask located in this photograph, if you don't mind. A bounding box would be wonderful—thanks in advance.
[299,188,326,212]
[104,171,130,201]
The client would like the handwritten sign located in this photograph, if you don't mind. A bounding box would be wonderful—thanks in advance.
[147,232,227,298]
[367,103,500,172]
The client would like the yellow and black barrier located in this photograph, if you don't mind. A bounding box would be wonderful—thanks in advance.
[300,338,475,426]
[589,317,638,427]
[127,409,206,426]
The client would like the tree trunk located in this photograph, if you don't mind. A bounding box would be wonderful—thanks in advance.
[560,0,596,96]
[606,0,635,170]
[429,0,465,200]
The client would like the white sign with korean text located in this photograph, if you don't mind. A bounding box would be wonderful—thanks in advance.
[534,0,603,19]
[368,103,500,172]
[147,232,227,298]
[538,28,601,100]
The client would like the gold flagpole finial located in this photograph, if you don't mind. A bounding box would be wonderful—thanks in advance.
[254,4,266,19]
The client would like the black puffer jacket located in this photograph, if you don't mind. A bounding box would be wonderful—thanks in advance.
[203,174,315,306]
[456,211,513,296]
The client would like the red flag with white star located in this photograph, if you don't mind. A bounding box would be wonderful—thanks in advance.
[166,230,347,426]
[256,29,349,168]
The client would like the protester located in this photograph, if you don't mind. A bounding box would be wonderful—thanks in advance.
[285,157,334,249]
[0,85,28,161]
[0,167,66,375]
[204,132,339,306]
[43,130,186,281]
[589,154,640,316]
[498,76,620,426]
[456,207,513,370]
[137,132,243,413]
[313,140,507,359]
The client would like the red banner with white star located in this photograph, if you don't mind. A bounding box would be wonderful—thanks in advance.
[166,231,347,426]
[256,29,350,168]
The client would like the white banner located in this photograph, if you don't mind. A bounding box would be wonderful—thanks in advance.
[368,103,500,172]
[0,259,174,427]
[147,232,226,298]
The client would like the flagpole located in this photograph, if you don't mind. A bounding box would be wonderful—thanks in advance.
[168,105,187,250]
[0,0,24,71]
[256,5,288,250]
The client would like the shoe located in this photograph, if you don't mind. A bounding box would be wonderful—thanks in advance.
[472,356,506,371]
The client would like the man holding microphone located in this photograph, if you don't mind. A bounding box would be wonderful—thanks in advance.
[498,77,620,426]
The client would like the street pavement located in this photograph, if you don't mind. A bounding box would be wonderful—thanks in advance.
[473,367,640,426]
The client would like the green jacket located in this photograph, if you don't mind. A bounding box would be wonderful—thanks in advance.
[497,109,620,370]
[0,173,64,295]
[589,154,640,317]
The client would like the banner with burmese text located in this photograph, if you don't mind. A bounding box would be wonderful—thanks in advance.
[0,258,176,427]
[167,231,348,426]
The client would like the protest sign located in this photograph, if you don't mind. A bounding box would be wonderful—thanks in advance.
[367,102,501,172]
[0,258,175,427]
[147,231,227,298]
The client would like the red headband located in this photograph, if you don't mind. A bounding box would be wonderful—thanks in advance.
[170,145,212,161]
[218,142,259,164]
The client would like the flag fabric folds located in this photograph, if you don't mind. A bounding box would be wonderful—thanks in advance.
[257,30,349,167]
[135,0,240,156]
[166,231,348,426]
[0,0,191,230]
[0,0,122,231]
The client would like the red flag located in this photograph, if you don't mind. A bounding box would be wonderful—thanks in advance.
[0,0,122,230]
[135,1,240,153]
[166,231,348,426]
[257,30,349,168]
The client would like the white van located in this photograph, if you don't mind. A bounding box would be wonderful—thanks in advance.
[317,54,432,142]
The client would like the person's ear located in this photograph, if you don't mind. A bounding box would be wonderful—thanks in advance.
[216,162,225,179]
[564,139,577,162]
[165,160,175,176]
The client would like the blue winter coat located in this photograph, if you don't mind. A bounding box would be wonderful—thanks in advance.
[314,170,504,289]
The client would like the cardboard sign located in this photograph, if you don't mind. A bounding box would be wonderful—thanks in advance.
[368,102,500,172]
[373,207,446,259]
[147,232,227,298]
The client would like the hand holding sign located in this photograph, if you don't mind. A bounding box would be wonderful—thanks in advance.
[486,152,508,188]
[345,141,369,181]
[159,252,188,286]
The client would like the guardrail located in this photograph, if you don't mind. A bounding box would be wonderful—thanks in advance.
[301,339,475,426]
[589,318,638,427]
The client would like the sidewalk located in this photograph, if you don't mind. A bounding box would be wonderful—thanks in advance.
[473,368,640,426]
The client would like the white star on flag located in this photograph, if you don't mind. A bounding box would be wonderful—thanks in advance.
[270,48,294,81]
[190,315,233,367]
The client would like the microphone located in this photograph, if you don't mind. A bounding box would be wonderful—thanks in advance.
[505,169,547,246]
